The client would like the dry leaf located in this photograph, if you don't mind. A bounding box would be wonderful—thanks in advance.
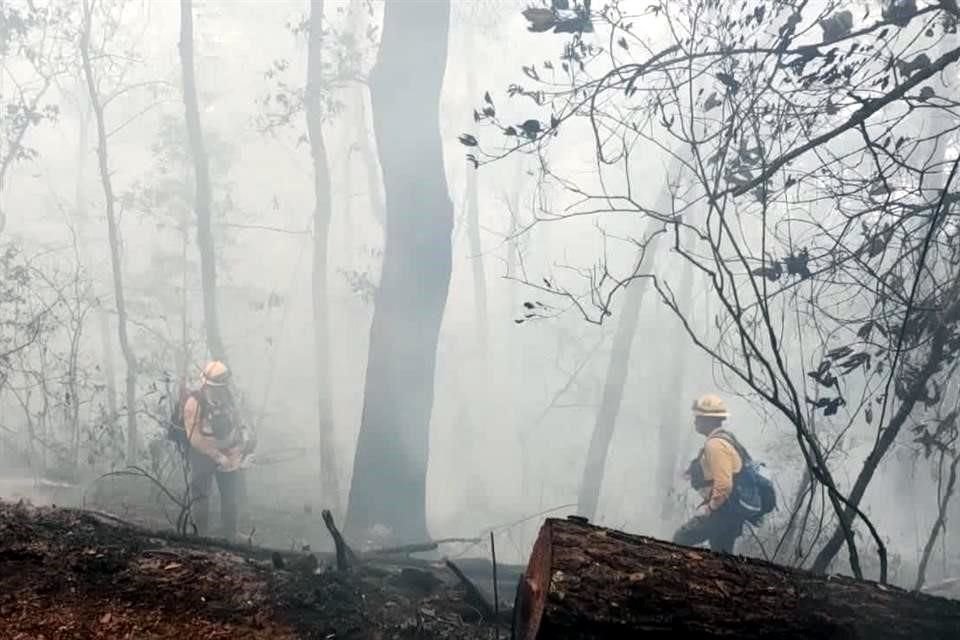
[100,612,112,624]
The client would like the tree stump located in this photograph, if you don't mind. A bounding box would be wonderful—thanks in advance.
[512,517,960,639]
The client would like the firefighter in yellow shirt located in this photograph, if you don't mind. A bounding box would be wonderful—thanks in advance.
[183,361,254,539]
[672,394,746,554]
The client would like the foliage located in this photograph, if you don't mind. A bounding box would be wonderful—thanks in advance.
[471,0,960,582]
[0,1,74,205]
[256,2,378,135]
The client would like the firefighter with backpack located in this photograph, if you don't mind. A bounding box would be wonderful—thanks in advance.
[172,360,255,540]
[673,394,776,554]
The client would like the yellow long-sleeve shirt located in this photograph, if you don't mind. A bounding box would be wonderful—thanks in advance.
[699,429,743,511]
[183,395,241,466]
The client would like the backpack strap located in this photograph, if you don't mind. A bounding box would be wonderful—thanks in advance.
[182,390,212,437]
[707,429,752,465]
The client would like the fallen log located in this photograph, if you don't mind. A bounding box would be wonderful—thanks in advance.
[513,516,960,639]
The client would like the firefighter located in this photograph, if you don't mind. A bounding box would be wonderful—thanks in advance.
[672,393,746,554]
[183,360,253,539]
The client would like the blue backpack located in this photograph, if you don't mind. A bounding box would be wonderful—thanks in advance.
[709,431,777,523]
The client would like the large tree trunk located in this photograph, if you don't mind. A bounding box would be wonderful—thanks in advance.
[306,0,340,513]
[344,0,453,545]
[80,0,138,464]
[513,517,960,640]
[179,0,226,363]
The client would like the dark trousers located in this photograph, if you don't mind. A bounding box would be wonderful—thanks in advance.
[188,449,241,539]
[672,508,744,554]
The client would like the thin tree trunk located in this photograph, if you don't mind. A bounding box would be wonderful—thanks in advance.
[98,309,119,422]
[306,0,340,513]
[772,468,814,566]
[347,0,384,232]
[349,0,384,230]
[811,293,960,574]
[73,95,119,427]
[811,94,960,578]
[80,0,138,463]
[655,256,694,532]
[577,179,675,521]
[915,453,960,591]
[357,87,385,227]
[179,0,226,363]
[344,0,453,545]
[179,180,191,381]
[576,261,651,521]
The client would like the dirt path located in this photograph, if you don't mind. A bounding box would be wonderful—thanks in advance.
[0,500,501,639]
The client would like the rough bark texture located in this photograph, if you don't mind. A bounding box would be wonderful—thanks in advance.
[306,0,341,514]
[514,517,960,640]
[344,0,453,545]
[179,0,226,363]
[80,1,138,464]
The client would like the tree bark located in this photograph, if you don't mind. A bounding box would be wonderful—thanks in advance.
[344,0,453,545]
[306,0,341,513]
[80,0,138,463]
[513,517,960,640]
[179,0,226,363]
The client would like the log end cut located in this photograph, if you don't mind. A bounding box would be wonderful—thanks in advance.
[513,517,553,640]
[512,516,960,640]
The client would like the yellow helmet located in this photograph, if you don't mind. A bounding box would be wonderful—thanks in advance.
[692,394,728,418]
[201,360,231,387]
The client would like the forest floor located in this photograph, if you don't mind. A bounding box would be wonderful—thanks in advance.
[0,499,507,639]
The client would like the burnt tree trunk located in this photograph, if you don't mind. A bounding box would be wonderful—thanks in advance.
[80,0,139,464]
[344,0,453,544]
[305,0,341,513]
[514,517,960,640]
[179,0,226,363]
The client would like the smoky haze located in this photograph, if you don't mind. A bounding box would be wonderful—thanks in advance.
[0,0,957,598]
